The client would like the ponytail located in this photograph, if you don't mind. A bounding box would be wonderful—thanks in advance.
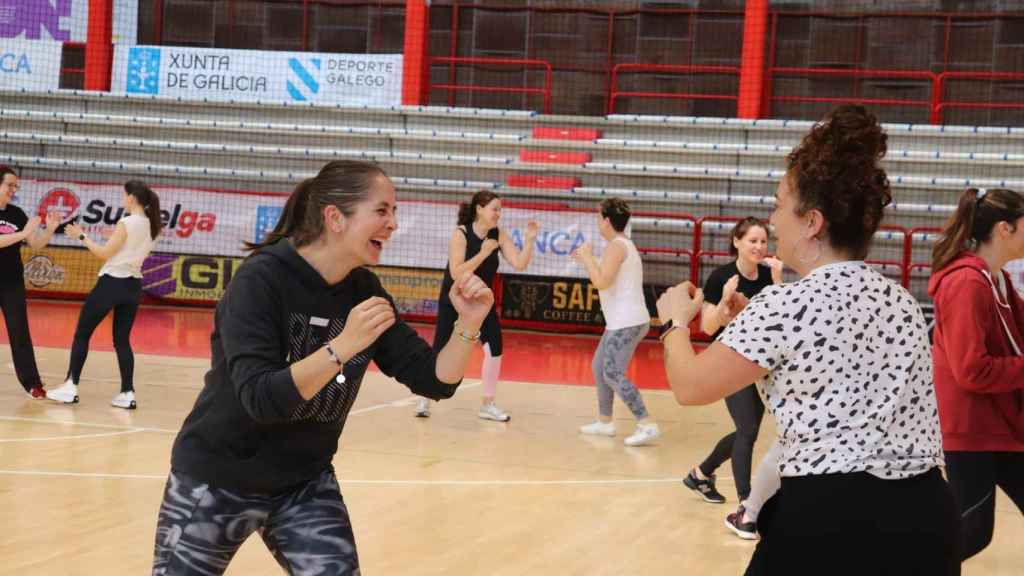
[244,178,315,253]
[457,190,500,227]
[124,180,163,240]
[243,160,387,254]
[932,187,1024,271]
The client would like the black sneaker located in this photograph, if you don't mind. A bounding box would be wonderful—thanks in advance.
[682,469,726,503]
[725,505,758,540]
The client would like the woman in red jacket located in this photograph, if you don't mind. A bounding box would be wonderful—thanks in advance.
[929,186,1024,561]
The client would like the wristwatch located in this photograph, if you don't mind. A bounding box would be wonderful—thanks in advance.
[78,233,86,242]
[658,319,677,341]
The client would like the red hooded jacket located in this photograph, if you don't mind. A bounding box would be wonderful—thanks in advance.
[929,252,1024,452]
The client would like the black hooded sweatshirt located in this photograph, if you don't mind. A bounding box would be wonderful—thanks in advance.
[170,239,460,494]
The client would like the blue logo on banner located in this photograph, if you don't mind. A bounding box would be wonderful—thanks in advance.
[126,47,161,94]
[286,58,321,102]
[255,206,284,243]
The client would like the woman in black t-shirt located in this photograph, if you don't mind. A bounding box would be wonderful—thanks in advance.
[681,217,781,534]
[0,165,60,399]
[415,190,538,421]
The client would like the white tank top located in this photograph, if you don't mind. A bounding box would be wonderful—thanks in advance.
[99,214,155,279]
[599,236,650,330]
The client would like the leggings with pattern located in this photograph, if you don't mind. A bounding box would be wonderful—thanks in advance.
[593,322,649,420]
[152,467,359,576]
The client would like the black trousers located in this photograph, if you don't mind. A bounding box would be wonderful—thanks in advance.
[745,468,961,576]
[945,450,1024,561]
[0,281,43,391]
[699,384,764,500]
[67,275,142,392]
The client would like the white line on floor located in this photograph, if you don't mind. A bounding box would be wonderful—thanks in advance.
[0,429,145,443]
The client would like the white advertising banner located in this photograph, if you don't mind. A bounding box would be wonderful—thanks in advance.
[0,0,137,44]
[111,44,403,106]
[0,38,61,91]
[15,179,269,257]
[14,181,601,278]
[384,203,603,279]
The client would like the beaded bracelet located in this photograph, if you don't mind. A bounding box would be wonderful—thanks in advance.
[453,321,481,343]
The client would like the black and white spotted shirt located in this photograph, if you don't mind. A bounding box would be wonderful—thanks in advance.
[719,261,943,479]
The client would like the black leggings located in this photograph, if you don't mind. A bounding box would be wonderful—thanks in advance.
[699,384,764,500]
[745,468,961,575]
[0,281,43,391]
[67,275,142,392]
[945,450,1024,561]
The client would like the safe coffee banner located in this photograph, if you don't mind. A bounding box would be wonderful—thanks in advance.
[501,273,668,328]
[0,38,60,91]
[111,44,403,106]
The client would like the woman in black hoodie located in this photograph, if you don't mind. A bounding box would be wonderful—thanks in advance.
[152,160,493,575]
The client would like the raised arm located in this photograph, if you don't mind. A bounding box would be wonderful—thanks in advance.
[66,221,128,261]
[572,240,625,291]
[448,227,498,279]
[499,222,538,271]
[0,216,38,249]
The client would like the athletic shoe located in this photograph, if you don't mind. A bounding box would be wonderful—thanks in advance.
[46,379,79,404]
[111,391,137,410]
[478,402,510,422]
[414,398,430,418]
[725,505,758,540]
[682,469,726,503]
[26,386,46,400]
[579,420,616,436]
[624,423,660,446]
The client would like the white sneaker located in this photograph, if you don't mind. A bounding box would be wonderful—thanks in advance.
[478,402,510,422]
[111,391,137,410]
[624,423,660,446]
[414,398,430,418]
[46,379,79,404]
[579,420,616,436]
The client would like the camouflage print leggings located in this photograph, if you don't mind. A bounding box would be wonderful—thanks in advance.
[592,322,650,420]
[152,467,359,576]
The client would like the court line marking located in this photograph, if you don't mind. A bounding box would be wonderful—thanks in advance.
[0,429,145,443]
[0,469,699,486]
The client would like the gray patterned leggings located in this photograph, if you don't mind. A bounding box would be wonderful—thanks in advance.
[152,467,359,575]
[593,322,650,419]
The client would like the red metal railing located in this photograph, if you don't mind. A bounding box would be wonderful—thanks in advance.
[932,72,1024,124]
[765,67,938,118]
[607,64,742,115]
[429,56,554,114]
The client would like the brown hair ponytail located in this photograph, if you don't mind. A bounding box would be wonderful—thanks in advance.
[932,187,1024,271]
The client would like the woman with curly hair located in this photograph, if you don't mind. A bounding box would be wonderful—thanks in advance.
[656,105,959,574]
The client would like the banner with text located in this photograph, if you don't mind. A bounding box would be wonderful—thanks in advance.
[111,44,403,106]
[0,38,61,91]
[501,273,665,328]
[15,180,604,279]
[0,0,137,43]
[20,246,103,296]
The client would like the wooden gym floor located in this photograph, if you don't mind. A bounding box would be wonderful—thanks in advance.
[1,301,1021,575]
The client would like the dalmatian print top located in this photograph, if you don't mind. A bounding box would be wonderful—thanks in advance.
[719,261,943,479]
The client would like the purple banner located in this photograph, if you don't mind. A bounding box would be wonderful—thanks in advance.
[0,0,72,41]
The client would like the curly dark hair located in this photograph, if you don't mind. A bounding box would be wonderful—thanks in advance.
[600,197,631,232]
[785,104,892,259]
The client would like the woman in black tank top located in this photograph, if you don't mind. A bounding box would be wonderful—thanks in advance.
[415,190,539,421]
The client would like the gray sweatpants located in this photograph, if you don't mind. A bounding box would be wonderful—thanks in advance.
[593,322,650,419]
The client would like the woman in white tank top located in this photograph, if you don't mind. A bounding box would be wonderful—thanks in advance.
[572,198,659,447]
[47,181,162,409]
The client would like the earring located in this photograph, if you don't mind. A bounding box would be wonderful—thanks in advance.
[796,236,822,264]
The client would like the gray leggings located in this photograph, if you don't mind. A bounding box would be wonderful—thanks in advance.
[593,322,649,419]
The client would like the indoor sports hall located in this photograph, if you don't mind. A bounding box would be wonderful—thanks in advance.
[1,2,1023,575]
